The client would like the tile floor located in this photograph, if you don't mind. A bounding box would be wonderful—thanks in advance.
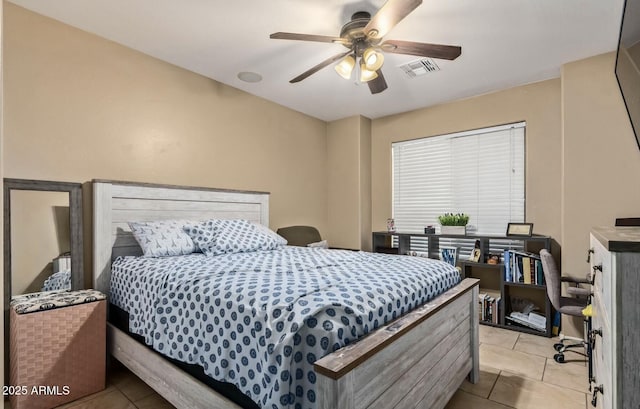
[9,325,590,409]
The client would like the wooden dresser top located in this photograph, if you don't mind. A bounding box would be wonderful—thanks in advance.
[592,226,640,253]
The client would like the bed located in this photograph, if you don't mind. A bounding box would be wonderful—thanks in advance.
[93,180,479,409]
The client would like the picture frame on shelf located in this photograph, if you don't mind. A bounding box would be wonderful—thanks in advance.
[468,239,482,262]
[386,218,396,233]
[506,222,533,237]
[440,246,459,266]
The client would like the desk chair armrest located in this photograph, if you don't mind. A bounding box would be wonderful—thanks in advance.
[561,276,591,285]
[567,287,591,297]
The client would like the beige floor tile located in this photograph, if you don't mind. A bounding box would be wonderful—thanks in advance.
[479,325,520,349]
[490,371,586,409]
[55,388,136,409]
[445,390,513,409]
[459,365,501,399]
[514,333,560,358]
[111,369,156,402]
[543,359,589,393]
[54,386,118,408]
[480,344,546,380]
[134,392,176,409]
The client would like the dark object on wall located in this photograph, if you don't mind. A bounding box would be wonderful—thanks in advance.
[276,225,322,247]
[615,217,640,226]
[615,0,640,151]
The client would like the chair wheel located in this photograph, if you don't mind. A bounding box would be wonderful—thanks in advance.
[554,353,565,363]
[553,342,564,352]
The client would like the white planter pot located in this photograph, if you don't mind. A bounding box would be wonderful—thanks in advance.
[440,225,467,235]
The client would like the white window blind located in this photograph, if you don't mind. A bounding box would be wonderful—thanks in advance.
[392,122,525,254]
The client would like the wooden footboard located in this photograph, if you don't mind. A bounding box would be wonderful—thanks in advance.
[314,278,480,409]
[107,278,479,409]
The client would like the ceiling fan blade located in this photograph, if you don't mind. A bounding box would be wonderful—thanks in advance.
[270,32,351,46]
[364,0,423,39]
[382,40,461,60]
[290,50,352,83]
[368,70,388,94]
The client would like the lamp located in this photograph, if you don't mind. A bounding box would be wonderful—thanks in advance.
[363,47,384,71]
[334,54,356,80]
[359,60,378,82]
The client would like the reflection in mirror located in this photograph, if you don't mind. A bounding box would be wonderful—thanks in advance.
[10,190,72,294]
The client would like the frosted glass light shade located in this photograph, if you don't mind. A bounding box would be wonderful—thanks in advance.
[363,48,384,71]
[359,62,378,82]
[334,55,356,79]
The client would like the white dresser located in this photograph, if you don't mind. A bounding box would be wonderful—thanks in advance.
[589,227,640,409]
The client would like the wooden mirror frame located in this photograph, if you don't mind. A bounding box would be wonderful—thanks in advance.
[3,178,84,381]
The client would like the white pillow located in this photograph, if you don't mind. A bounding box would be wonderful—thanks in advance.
[252,222,288,246]
[307,240,329,249]
[128,220,196,257]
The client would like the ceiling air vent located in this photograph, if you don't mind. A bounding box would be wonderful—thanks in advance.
[399,58,440,78]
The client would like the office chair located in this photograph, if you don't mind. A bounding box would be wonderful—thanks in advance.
[540,249,591,363]
[275,226,322,247]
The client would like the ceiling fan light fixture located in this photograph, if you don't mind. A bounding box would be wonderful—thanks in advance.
[363,48,384,71]
[359,61,378,82]
[334,55,356,80]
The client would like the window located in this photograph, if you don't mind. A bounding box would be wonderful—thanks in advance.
[392,122,525,254]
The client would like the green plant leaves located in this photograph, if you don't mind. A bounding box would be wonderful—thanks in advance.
[437,213,469,226]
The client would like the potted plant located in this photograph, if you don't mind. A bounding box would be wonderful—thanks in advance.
[438,213,470,235]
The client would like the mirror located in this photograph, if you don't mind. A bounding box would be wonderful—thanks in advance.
[3,178,84,380]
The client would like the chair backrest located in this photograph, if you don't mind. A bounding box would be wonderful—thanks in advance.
[540,249,561,311]
[275,226,322,247]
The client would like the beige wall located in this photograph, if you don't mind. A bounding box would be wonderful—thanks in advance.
[10,190,70,294]
[561,52,640,281]
[359,116,372,251]
[371,79,564,247]
[3,3,328,236]
[327,116,361,249]
[326,115,372,250]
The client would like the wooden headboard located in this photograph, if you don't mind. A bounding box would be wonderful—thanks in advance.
[92,180,269,295]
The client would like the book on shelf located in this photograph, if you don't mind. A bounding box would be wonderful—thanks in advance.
[478,291,501,324]
[503,249,546,286]
[506,311,546,332]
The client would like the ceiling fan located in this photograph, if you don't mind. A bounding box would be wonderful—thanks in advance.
[270,0,461,94]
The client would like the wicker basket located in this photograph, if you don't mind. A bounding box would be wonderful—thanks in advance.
[9,296,106,409]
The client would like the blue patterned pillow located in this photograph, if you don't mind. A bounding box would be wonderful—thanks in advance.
[128,220,196,257]
[182,220,217,255]
[184,219,284,256]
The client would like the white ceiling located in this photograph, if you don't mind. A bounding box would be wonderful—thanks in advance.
[8,0,625,121]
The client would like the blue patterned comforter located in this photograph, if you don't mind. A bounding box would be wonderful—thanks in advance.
[110,247,461,409]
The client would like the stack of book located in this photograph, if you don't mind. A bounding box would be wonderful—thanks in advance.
[503,250,545,285]
[478,292,501,324]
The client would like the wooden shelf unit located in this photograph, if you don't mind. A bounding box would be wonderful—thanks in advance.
[372,231,553,337]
